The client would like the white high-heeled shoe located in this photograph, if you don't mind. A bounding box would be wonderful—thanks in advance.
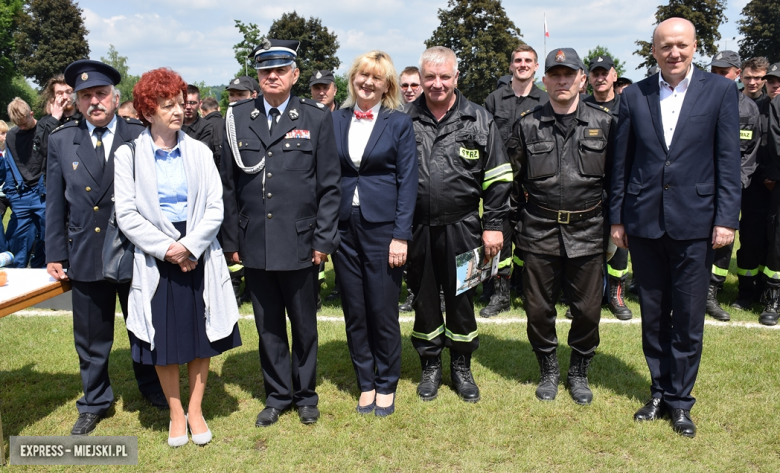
[167,416,189,447]
[190,414,212,445]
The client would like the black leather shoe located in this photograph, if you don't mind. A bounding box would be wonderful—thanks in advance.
[298,405,320,425]
[633,398,665,421]
[417,356,442,401]
[451,352,480,403]
[71,412,101,436]
[759,287,780,326]
[607,276,633,320]
[730,297,752,311]
[565,352,593,405]
[399,289,414,312]
[671,408,696,438]
[480,277,511,318]
[146,392,169,410]
[255,407,284,427]
[534,352,559,401]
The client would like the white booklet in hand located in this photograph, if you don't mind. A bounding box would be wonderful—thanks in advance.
[455,246,499,296]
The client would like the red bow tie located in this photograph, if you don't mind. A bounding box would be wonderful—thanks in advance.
[354,110,374,120]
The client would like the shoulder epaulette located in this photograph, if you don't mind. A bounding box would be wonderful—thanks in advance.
[520,105,543,118]
[123,117,144,127]
[50,120,80,135]
[229,98,254,108]
[584,101,610,114]
[299,97,326,110]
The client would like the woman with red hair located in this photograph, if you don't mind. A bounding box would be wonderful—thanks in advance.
[114,68,241,447]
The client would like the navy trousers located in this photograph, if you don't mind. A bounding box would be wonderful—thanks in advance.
[334,208,403,395]
[629,234,713,410]
[245,266,319,410]
[71,279,163,415]
[6,188,45,268]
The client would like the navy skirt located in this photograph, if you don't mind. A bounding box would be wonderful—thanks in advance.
[130,221,242,366]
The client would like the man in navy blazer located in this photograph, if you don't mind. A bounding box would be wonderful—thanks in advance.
[610,18,741,438]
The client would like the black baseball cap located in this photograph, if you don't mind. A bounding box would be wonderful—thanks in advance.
[588,55,615,73]
[252,39,299,70]
[615,77,633,87]
[763,63,780,79]
[64,60,121,92]
[309,70,335,86]
[709,50,741,69]
[226,76,256,92]
[544,48,585,73]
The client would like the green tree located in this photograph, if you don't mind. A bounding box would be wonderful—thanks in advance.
[425,0,522,104]
[633,0,727,70]
[0,0,24,120]
[737,0,780,63]
[334,73,348,106]
[13,0,90,87]
[100,45,139,103]
[232,20,263,78]
[267,12,340,98]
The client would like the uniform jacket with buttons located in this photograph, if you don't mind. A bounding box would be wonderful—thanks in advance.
[45,116,146,281]
[484,83,549,146]
[220,95,341,271]
[508,100,614,257]
[403,91,511,231]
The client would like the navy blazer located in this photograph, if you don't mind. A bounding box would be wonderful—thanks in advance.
[610,67,742,240]
[333,106,418,241]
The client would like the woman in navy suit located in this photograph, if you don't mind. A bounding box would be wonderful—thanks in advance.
[333,51,418,416]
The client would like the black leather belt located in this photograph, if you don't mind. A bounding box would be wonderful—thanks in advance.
[526,202,602,224]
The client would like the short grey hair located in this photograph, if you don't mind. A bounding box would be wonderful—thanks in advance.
[419,46,459,75]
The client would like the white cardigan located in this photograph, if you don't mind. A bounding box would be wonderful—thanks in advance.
[114,129,239,351]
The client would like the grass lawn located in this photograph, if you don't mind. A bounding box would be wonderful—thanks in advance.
[2,260,780,471]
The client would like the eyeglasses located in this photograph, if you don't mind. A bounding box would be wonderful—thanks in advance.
[401,83,420,90]
[185,101,200,106]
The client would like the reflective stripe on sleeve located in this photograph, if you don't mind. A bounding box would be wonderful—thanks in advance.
[737,266,760,277]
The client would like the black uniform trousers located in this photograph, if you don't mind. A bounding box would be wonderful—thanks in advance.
[608,248,629,275]
[334,208,403,394]
[408,215,482,356]
[737,180,771,292]
[630,234,713,410]
[524,251,602,355]
[71,279,162,415]
[764,186,780,288]
[710,243,733,286]
[245,266,319,409]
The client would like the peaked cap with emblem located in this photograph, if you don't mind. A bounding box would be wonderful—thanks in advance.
[64,59,122,92]
[763,63,780,80]
[309,70,335,86]
[544,48,585,73]
[708,50,741,69]
[588,54,615,73]
[252,39,300,70]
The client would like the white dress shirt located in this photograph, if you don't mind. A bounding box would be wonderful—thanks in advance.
[659,65,694,148]
[348,102,381,206]
[264,95,291,129]
[85,115,117,161]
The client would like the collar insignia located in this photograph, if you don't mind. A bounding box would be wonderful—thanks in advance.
[289,108,299,120]
[250,109,260,119]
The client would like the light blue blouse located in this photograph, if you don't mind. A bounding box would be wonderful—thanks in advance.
[153,141,188,223]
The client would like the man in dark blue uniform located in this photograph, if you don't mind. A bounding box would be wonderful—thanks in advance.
[220,39,341,427]
[46,60,166,436]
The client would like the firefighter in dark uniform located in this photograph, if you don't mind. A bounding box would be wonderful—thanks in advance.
[46,60,166,436]
[705,51,760,321]
[200,96,224,167]
[220,39,341,426]
[182,84,215,152]
[405,46,512,403]
[759,93,780,324]
[507,48,614,405]
[733,57,773,310]
[482,44,549,317]
[583,54,632,320]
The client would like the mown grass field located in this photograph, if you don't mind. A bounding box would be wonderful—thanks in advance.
[2,258,780,471]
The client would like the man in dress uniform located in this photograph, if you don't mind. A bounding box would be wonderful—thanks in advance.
[220,39,340,426]
[46,60,166,436]
[405,46,511,403]
[705,51,760,321]
[482,44,549,318]
[508,48,614,405]
[584,54,632,321]
[309,70,339,112]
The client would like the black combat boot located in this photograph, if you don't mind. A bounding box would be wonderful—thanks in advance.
[759,287,780,326]
[480,277,511,318]
[534,351,560,401]
[417,356,442,401]
[450,351,480,403]
[325,286,340,301]
[399,288,414,312]
[607,276,633,320]
[566,352,594,405]
[732,274,757,310]
[705,283,731,321]
[478,279,494,303]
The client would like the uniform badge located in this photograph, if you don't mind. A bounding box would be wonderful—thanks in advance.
[250,108,260,119]
[261,38,271,50]
[773,65,778,72]
[316,71,323,79]
[285,130,311,140]
[597,57,603,62]
[555,50,566,62]
[72,162,79,170]
[81,72,89,81]
[716,53,723,60]
[585,128,603,138]
[233,78,240,85]
[289,109,299,120]
[316,102,325,108]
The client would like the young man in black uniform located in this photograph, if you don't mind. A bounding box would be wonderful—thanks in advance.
[482,44,549,317]
[182,84,215,151]
[46,60,166,435]
[220,39,340,426]
[705,51,760,321]
[584,54,632,320]
[508,48,614,405]
[759,92,780,324]
[405,46,511,403]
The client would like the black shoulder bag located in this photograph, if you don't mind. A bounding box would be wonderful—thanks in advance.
[102,142,136,284]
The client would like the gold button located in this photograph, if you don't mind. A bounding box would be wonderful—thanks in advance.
[239,142,243,147]
[86,186,91,192]
[93,206,99,211]
[95,227,101,233]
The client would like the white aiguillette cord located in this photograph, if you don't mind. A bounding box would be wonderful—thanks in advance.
[226,105,266,195]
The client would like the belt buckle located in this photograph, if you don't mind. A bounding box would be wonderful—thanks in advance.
[557,211,570,224]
